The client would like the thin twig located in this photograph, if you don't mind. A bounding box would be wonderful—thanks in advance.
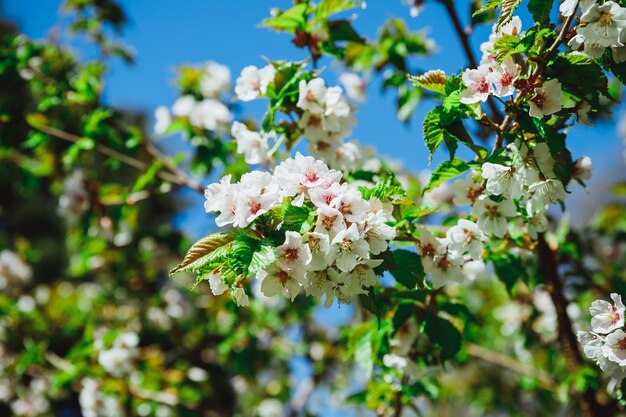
[36,124,204,195]
[465,343,555,390]
[441,1,503,122]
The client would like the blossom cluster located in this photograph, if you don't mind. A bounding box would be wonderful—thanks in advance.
[451,141,590,241]
[578,294,626,381]
[204,153,396,306]
[232,64,370,172]
[564,0,626,63]
[461,16,562,118]
[154,61,233,134]
[415,220,487,289]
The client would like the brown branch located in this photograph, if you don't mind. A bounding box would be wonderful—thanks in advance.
[37,124,205,195]
[465,343,555,390]
[441,1,503,122]
[536,234,610,417]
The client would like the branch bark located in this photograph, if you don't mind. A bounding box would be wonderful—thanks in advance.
[441,1,503,122]
[537,234,609,417]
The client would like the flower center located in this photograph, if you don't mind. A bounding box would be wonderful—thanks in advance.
[284,248,299,260]
[599,11,614,26]
[610,306,622,324]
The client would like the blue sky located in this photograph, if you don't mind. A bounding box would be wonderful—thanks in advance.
[4,0,625,230]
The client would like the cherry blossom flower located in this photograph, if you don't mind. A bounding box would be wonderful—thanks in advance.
[232,172,280,227]
[446,219,487,260]
[471,196,517,238]
[235,64,276,101]
[577,1,626,58]
[232,287,250,306]
[488,56,519,97]
[258,263,305,301]
[172,95,196,117]
[206,272,228,296]
[339,72,366,101]
[231,121,272,164]
[200,61,231,98]
[481,162,524,199]
[154,105,171,134]
[573,156,593,181]
[305,232,331,271]
[526,178,565,216]
[529,79,562,118]
[460,64,494,104]
[276,231,312,278]
[189,99,232,131]
[451,173,483,206]
[327,224,370,272]
[590,293,626,333]
[422,252,463,289]
[415,228,447,259]
[297,78,327,114]
[526,212,548,239]
[603,329,626,366]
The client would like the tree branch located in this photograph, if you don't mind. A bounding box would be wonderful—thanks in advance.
[537,234,610,417]
[441,1,503,122]
[37,124,205,195]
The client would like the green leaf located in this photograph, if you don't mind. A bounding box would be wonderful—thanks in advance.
[527,0,554,24]
[548,53,609,99]
[472,0,501,16]
[327,20,365,43]
[261,4,309,33]
[131,160,162,193]
[170,231,238,275]
[354,329,374,378]
[497,0,523,29]
[359,173,408,203]
[423,106,463,161]
[490,253,528,294]
[424,314,462,360]
[491,34,524,60]
[423,158,470,194]
[281,204,312,233]
[389,249,425,289]
[26,113,49,130]
[408,70,447,95]
[249,245,278,275]
[314,0,360,21]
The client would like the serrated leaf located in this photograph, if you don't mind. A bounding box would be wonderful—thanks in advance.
[408,70,447,95]
[497,0,522,29]
[261,4,309,33]
[423,158,470,194]
[473,0,501,16]
[423,106,463,161]
[424,314,462,360]
[389,249,425,289]
[527,0,554,24]
[170,231,238,275]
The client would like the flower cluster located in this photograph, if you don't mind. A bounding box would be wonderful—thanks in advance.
[578,294,626,380]
[204,153,396,306]
[566,0,626,63]
[415,220,487,289]
[95,330,140,377]
[461,16,563,118]
[154,61,233,134]
[0,250,31,291]
[232,65,368,172]
[461,17,522,104]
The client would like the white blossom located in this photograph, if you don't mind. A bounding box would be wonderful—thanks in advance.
[200,61,231,98]
[339,72,366,101]
[529,79,562,118]
[526,178,565,216]
[446,219,487,260]
[471,196,517,238]
[235,64,276,101]
[451,172,483,206]
[481,162,524,199]
[231,121,272,164]
[327,224,370,273]
[460,64,494,104]
[590,293,626,333]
